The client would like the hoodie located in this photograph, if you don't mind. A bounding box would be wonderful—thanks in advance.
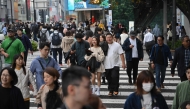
[61,36,75,52]
[152,24,161,37]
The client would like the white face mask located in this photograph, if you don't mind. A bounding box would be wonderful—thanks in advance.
[142,83,154,92]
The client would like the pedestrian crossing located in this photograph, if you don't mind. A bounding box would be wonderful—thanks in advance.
[29,67,179,109]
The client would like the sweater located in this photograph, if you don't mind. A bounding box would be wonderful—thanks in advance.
[0,85,25,109]
[36,85,63,109]
[84,47,105,73]
[124,92,168,109]
[15,67,37,99]
[30,56,62,90]
[172,80,190,109]
[61,36,75,52]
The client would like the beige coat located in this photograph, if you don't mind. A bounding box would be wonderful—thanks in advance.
[36,85,63,109]
[61,36,75,52]
[84,47,105,73]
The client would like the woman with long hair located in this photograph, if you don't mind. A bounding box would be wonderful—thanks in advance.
[12,54,37,109]
[124,70,168,109]
[36,67,63,109]
[85,37,105,96]
[0,67,25,109]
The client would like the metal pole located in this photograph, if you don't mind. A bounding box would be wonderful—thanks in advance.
[33,0,36,22]
[163,0,167,44]
[172,0,176,47]
[10,0,13,23]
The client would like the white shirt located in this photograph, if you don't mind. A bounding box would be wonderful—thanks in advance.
[129,38,138,58]
[104,42,124,69]
[142,93,152,109]
[120,33,129,45]
[143,32,154,45]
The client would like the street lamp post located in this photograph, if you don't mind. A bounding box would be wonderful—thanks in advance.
[10,0,13,23]
[33,0,36,22]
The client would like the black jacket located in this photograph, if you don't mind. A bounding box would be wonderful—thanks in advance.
[86,57,101,73]
[171,45,189,77]
[100,41,108,56]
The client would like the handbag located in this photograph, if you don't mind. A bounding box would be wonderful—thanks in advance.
[145,35,155,50]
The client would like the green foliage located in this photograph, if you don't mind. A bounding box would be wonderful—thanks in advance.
[31,40,38,51]
[100,0,109,8]
[112,0,134,30]
[167,40,182,50]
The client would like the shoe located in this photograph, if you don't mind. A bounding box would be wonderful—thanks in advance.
[157,88,161,92]
[161,83,165,88]
[128,79,132,84]
[108,92,113,96]
[96,88,100,96]
[92,86,96,94]
[113,91,119,96]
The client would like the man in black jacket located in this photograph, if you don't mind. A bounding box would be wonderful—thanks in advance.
[171,35,190,81]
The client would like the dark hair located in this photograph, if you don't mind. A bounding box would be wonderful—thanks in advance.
[157,36,164,40]
[92,37,100,47]
[86,30,93,40]
[88,94,100,109]
[106,33,113,37]
[53,27,58,30]
[43,67,62,109]
[61,66,91,96]
[181,35,189,42]
[100,34,106,41]
[180,101,190,109]
[75,33,84,39]
[0,67,18,86]
[136,70,157,95]
[186,66,190,72]
[12,54,26,75]
[66,31,71,36]
[122,29,127,33]
[97,28,102,32]
[39,42,50,49]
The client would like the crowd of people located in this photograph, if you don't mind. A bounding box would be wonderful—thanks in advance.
[0,21,190,109]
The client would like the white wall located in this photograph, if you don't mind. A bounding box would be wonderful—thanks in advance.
[183,14,190,36]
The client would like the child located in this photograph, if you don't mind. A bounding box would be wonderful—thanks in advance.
[12,54,37,109]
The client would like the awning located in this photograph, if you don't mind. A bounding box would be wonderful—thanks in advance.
[75,8,103,11]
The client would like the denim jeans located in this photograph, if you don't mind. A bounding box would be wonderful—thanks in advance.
[155,64,166,88]
[52,48,62,64]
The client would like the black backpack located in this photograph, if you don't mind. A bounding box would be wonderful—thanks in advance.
[52,32,61,46]
[40,31,47,42]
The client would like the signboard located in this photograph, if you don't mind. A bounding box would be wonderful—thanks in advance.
[68,0,74,10]
[129,21,134,32]
[107,10,112,26]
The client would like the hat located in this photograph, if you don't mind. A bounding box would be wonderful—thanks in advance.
[130,31,137,37]
[8,29,15,33]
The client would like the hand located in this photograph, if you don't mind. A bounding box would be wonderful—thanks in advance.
[29,84,34,91]
[70,50,75,54]
[151,63,155,69]
[129,45,134,48]
[171,74,174,77]
[4,53,9,58]
[92,53,96,57]
[30,51,33,55]
[122,63,126,69]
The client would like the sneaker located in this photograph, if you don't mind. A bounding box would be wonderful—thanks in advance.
[161,83,165,88]
[157,88,161,92]
[92,88,96,94]
[128,79,132,85]
[96,90,100,96]
[108,92,113,97]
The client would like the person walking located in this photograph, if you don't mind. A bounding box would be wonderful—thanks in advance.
[12,54,37,109]
[171,36,190,81]
[122,31,144,84]
[85,37,105,96]
[150,36,173,92]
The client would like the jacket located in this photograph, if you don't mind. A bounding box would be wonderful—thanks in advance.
[16,34,33,52]
[152,24,161,37]
[124,92,168,109]
[15,67,37,99]
[0,85,26,109]
[150,44,172,67]
[85,47,105,73]
[171,45,190,77]
[61,36,75,52]
[122,38,144,61]
[30,56,62,90]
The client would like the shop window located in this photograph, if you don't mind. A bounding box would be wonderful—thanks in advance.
[89,0,101,4]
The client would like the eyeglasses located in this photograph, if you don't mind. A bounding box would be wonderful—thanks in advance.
[1,74,10,78]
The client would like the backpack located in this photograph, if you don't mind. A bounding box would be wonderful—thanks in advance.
[40,31,47,42]
[52,32,61,46]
